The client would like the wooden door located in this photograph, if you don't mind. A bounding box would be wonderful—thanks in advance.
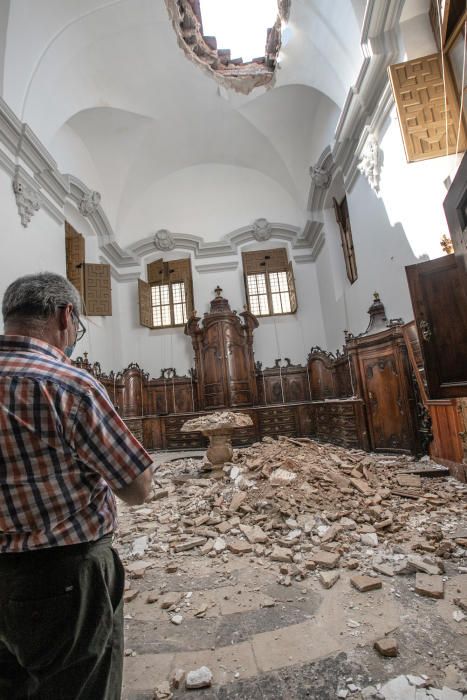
[443,150,467,273]
[224,321,253,407]
[361,350,414,452]
[406,254,467,398]
[201,323,227,409]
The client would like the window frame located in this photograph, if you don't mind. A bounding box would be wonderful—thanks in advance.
[150,279,188,329]
[333,196,358,285]
[242,248,297,318]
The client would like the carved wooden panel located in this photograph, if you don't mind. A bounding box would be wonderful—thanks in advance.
[202,323,227,409]
[313,401,364,449]
[224,322,253,406]
[83,263,112,316]
[309,358,336,400]
[65,222,84,297]
[428,398,464,463]
[361,354,413,452]
[185,292,258,410]
[389,53,467,162]
[119,365,144,418]
[406,253,467,398]
[138,279,152,328]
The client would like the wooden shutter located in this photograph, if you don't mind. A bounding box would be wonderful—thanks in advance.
[147,259,165,284]
[167,258,194,317]
[65,222,85,297]
[388,53,467,163]
[287,261,297,313]
[242,248,288,274]
[138,279,152,328]
[83,263,112,316]
[333,197,358,284]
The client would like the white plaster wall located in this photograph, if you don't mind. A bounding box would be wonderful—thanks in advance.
[90,239,326,377]
[316,172,420,352]
[378,113,458,261]
[0,168,65,332]
[118,165,304,244]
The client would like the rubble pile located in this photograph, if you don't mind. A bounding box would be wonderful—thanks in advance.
[116,436,467,591]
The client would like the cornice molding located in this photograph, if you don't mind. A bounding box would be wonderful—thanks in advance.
[332,0,403,184]
[306,0,404,249]
[195,261,239,274]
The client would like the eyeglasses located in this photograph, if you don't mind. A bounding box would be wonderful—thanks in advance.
[58,305,86,342]
[71,310,86,342]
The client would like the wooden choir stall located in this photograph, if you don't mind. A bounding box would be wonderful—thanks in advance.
[73,289,466,480]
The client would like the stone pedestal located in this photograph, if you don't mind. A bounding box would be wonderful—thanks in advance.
[181,411,253,478]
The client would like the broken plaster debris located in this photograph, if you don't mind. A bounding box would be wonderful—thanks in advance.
[117,435,467,696]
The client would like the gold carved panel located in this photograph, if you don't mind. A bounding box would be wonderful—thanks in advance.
[389,53,467,162]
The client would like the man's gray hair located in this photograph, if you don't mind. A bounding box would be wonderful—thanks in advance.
[2,272,82,323]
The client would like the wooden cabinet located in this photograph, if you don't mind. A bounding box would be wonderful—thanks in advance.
[444,151,467,274]
[313,400,368,450]
[185,288,258,410]
[256,362,310,405]
[348,327,418,454]
[406,254,467,399]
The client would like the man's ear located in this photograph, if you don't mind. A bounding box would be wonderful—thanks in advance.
[57,304,72,332]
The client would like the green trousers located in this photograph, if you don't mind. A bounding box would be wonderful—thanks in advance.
[0,535,125,700]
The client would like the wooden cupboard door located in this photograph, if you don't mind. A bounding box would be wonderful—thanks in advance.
[362,354,413,452]
[202,324,227,409]
[224,322,252,407]
[443,151,467,274]
[406,254,467,399]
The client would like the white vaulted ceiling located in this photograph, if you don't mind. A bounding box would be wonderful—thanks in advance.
[1,0,363,244]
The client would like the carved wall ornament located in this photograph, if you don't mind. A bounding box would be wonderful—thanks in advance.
[440,233,454,254]
[357,134,382,194]
[252,218,272,241]
[309,164,331,190]
[154,229,175,251]
[79,190,101,216]
[12,172,41,227]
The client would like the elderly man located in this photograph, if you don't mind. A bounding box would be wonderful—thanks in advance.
[0,272,153,700]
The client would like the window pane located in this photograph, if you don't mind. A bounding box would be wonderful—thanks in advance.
[161,305,171,326]
[259,294,269,315]
[271,293,282,314]
[247,274,269,316]
[277,271,288,292]
[269,272,279,293]
[172,282,186,304]
[173,303,187,325]
[280,291,291,313]
[152,284,171,327]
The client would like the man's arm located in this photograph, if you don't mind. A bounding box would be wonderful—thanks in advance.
[114,466,153,505]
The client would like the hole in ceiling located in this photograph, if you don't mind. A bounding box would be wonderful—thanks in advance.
[199,0,279,63]
[165,0,291,94]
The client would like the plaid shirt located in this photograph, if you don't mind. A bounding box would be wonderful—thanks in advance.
[0,335,153,553]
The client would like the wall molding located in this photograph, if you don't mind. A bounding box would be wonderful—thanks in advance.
[0,0,406,271]
[307,0,404,218]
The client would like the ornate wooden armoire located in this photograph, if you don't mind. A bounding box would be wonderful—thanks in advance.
[185,287,259,410]
[346,294,419,454]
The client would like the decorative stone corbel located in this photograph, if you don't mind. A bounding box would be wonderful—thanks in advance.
[12,171,41,227]
[154,229,175,251]
[357,134,382,194]
[79,189,101,216]
[252,218,272,241]
[309,164,331,190]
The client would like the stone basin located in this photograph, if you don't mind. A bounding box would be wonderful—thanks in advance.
[181,411,253,478]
